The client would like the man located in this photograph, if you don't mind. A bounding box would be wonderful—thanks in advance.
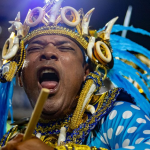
[20,34,89,120]
[0,0,150,150]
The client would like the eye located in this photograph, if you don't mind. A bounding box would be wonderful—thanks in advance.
[27,46,43,53]
[58,46,75,51]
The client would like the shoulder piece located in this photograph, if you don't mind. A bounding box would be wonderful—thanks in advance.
[66,87,133,144]
[0,125,18,147]
[91,87,135,110]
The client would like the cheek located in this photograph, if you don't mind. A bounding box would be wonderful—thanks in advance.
[61,55,85,81]
[21,56,37,85]
[23,53,40,71]
[60,52,83,67]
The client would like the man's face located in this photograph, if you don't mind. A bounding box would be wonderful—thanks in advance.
[21,35,88,119]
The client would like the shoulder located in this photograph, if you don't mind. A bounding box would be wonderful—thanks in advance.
[108,101,148,124]
[94,101,150,148]
[99,101,150,145]
[102,101,149,128]
[92,87,135,111]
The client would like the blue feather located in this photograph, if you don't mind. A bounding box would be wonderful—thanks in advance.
[112,50,150,73]
[108,69,150,116]
[0,78,15,139]
[110,34,150,58]
[113,59,150,100]
[112,25,150,37]
[105,24,150,116]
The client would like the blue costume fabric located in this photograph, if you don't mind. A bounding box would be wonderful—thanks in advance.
[85,101,150,150]
[1,88,150,150]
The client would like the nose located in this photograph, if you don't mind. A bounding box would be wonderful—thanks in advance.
[40,43,58,61]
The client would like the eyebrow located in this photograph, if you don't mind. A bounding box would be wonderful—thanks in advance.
[29,40,45,45]
[29,40,73,46]
[55,41,72,46]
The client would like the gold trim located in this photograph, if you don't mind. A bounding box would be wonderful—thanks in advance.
[55,143,108,150]
[70,79,94,130]
[3,61,17,81]
[22,26,88,50]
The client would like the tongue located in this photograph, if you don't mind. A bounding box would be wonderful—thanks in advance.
[41,81,58,89]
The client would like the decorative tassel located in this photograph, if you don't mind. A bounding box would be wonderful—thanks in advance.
[70,71,103,130]
[0,77,15,139]
[3,61,17,82]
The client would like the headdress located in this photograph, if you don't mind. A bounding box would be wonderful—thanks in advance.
[0,0,150,140]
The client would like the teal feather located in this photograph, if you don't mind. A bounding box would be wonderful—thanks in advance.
[105,24,150,116]
[0,78,15,139]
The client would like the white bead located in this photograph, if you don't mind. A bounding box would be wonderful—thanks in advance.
[36,133,41,138]
[86,104,95,114]
[58,127,66,145]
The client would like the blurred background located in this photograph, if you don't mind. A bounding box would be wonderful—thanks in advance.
[0,0,150,120]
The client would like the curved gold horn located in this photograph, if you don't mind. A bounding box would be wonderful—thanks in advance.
[82,8,95,36]
[104,16,118,40]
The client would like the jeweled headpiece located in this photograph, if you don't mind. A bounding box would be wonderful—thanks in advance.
[1,0,117,82]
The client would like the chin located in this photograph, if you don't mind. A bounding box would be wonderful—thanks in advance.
[40,110,65,120]
[41,102,74,120]
[40,111,56,120]
[40,103,63,119]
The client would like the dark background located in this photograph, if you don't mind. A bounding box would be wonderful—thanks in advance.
[0,0,150,119]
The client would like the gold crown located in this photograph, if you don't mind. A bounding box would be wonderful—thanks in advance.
[1,0,118,82]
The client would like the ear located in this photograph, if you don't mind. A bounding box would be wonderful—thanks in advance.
[83,63,92,81]
[17,69,23,87]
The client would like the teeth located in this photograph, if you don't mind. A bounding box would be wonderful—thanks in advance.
[40,69,56,78]
[42,69,55,74]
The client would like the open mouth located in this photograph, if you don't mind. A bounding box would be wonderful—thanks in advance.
[38,68,59,91]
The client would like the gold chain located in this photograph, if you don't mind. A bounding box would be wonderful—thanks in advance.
[3,61,17,81]
[16,40,26,73]
[69,79,94,130]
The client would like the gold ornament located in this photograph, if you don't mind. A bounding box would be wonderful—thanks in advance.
[70,71,103,130]
[55,143,108,150]
[16,40,26,73]
[70,79,94,130]
[22,26,88,50]
[3,61,17,82]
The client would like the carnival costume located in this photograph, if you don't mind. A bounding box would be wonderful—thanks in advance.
[0,0,150,149]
